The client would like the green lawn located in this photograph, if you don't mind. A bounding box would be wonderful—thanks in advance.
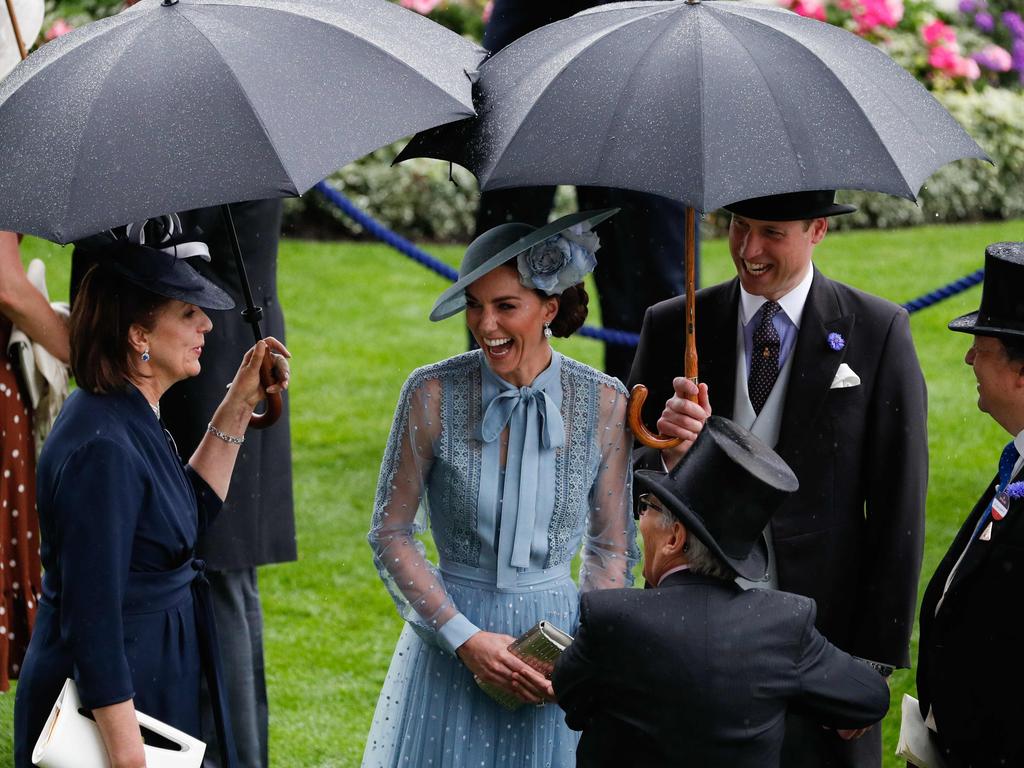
[2,218,1021,766]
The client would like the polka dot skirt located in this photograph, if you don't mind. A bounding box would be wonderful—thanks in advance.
[0,322,42,692]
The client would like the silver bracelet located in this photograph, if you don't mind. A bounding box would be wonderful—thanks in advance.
[207,421,245,445]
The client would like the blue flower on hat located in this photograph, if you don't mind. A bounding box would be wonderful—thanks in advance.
[827,332,845,351]
[518,224,600,295]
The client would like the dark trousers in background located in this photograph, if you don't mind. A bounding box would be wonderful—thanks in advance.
[201,568,269,768]
[477,186,687,383]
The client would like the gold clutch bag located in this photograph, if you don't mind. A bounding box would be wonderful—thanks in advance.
[475,620,573,711]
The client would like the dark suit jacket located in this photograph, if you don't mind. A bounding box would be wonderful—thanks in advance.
[917,467,1024,767]
[628,271,926,767]
[552,571,890,768]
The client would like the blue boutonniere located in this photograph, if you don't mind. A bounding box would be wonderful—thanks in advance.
[1004,481,1024,499]
[827,332,845,351]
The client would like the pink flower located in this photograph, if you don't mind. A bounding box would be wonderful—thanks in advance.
[400,0,441,14]
[929,44,981,79]
[929,44,959,71]
[482,0,493,24]
[44,19,74,41]
[840,0,903,33]
[790,0,827,21]
[921,19,956,46]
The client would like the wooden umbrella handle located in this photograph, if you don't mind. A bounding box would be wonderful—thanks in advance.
[4,0,29,61]
[628,384,683,450]
[626,207,698,450]
[248,350,282,430]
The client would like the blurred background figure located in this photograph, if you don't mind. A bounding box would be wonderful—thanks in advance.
[0,230,69,693]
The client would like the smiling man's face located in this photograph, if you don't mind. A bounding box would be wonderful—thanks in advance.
[728,214,827,301]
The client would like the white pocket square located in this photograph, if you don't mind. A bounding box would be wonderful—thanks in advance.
[830,363,861,389]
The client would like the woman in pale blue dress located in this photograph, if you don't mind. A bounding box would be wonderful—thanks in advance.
[363,209,637,768]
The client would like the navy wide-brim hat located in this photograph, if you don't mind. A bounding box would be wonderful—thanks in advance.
[635,416,799,581]
[949,242,1024,339]
[430,208,618,321]
[99,238,235,311]
[723,190,856,221]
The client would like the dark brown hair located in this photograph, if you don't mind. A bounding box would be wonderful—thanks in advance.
[547,283,589,337]
[70,264,169,394]
[1000,336,1024,365]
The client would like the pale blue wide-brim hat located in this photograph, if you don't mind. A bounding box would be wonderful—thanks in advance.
[430,208,619,321]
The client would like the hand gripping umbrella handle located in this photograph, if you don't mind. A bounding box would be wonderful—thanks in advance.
[248,350,282,430]
[628,384,683,450]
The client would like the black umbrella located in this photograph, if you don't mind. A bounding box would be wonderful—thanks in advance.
[0,0,483,425]
[397,0,988,446]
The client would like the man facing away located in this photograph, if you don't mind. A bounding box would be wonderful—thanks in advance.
[552,415,890,768]
[916,242,1024,767]
[628,190,927,767]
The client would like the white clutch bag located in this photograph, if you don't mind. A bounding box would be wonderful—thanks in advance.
[32,678,206,768]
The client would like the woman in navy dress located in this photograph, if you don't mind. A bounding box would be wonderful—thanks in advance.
[13,231,289,768]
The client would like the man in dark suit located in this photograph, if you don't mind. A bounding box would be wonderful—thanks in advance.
[552,416,891,768]
[916,242,1024,768]
[476,0,687,382]
[627,190,927,767]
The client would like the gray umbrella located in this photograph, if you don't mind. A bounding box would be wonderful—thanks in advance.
[399,0,986,208]
[0,0,483,245]
[397,0,988,447]
[0,0,483,430]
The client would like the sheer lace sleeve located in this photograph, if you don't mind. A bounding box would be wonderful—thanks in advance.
[368,373,479,654]
[579,381,638,592]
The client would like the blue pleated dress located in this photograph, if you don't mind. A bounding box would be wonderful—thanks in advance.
[364,351,637,768]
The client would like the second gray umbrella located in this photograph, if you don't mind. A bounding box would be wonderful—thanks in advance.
[398,0,988,211]
[0,0,484,244]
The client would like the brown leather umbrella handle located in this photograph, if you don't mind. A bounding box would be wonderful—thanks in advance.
[248,351,282,430]
[628,384,683,450]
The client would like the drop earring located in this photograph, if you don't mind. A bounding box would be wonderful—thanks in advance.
[141,349,151,362]
[543,322,552,340]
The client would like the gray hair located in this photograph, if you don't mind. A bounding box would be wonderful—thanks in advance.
[652,507,737,581]
[685,533,738,581]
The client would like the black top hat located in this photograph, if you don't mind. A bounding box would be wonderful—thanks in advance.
[634,416,799,581]
[948,242,1024,339]
[723,190,856,221]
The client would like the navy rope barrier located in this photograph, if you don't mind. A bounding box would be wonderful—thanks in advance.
[315,181,981,347]
[901,268,984,314]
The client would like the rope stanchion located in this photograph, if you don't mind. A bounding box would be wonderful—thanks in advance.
[315,181,982,347]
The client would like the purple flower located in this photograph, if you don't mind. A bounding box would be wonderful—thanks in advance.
[975,11,995,33]
[1014,38,1024,78]
[827,332,845,351]
[1004,11,1024,39]
[1005,481,1024,499]
[958,0,979,13]
[973,44,1013,71]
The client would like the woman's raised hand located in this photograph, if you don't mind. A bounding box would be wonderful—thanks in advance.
[227,336,291,410]
[456,631,555,704]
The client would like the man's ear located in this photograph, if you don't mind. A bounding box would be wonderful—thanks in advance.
[665,521,687,557]
[809,217,829,245]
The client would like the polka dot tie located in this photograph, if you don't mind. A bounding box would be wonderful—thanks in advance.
[748,301,782,415]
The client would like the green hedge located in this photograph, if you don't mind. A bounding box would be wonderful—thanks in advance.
[288,88,1024,241]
